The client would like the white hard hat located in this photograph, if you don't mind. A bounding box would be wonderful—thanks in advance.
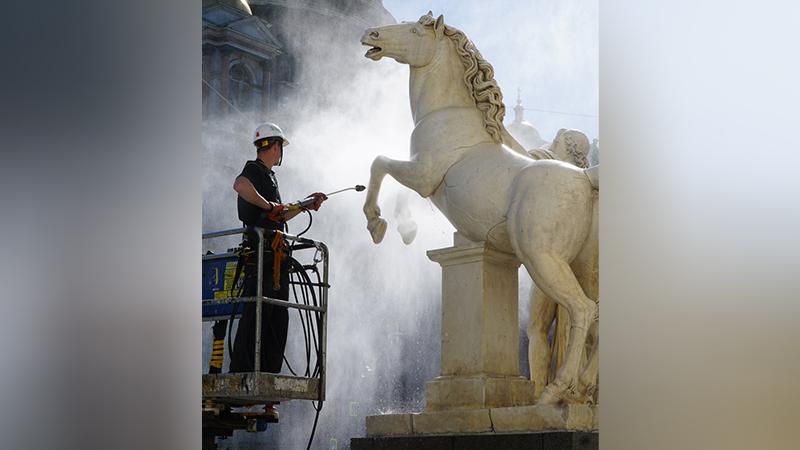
[253,122,289,147]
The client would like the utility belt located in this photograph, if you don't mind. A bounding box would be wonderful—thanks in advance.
[238,227,291,291]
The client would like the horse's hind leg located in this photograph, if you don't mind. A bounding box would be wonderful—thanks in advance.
[577,320,599,403]
[520,252,597,404]
[528,287,556,400]
[572,191,599,402]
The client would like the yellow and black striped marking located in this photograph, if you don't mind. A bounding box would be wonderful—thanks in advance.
[209,339,225,370]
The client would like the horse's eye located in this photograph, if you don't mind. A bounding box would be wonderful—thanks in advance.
[411,28,417,34]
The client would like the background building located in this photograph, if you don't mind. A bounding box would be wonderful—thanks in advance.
[203,0,393,120]
[506,91,549,151]
[203,0,282,118]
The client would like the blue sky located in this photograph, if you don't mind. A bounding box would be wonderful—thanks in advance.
[381,0,598,141]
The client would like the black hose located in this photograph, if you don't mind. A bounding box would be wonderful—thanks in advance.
[225,242,324,449]
[292,258,319,376]
[287,253,324,450]
[289,265,311,376]
[306,401,323,450]
[296,209,313,238]
[281,257,322,379]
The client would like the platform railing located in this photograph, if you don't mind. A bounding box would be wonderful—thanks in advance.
[202,227,328,398]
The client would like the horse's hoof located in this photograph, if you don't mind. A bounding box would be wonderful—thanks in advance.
[397,219,417,245]
[537,384,563,405]
[368,218,388,244]
[582,384,597,405]
[564,387,588,404]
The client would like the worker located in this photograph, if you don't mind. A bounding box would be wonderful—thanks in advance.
[228,122,327,375]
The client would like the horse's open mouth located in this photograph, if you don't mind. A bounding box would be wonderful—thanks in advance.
[362,43,383,60]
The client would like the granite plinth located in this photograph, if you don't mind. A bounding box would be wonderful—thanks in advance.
[352,431,598,450]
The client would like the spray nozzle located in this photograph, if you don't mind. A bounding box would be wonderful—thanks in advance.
[325,185,366,196]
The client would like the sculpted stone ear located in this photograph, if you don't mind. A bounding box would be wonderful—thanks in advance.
[434,14,445,38]
[427,10,433,16]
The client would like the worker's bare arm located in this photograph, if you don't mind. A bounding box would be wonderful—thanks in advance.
[233,176,275,211]
[234,178,326,223]
[284,209,303,221]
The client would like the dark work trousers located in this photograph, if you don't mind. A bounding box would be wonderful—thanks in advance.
[229,250,290,373]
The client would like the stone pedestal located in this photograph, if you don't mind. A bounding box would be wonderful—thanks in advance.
[362,234,598,442]
[366,233,561,438]
[424,233,533,411]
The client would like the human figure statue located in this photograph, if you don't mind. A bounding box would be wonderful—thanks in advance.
[360,12,598,405]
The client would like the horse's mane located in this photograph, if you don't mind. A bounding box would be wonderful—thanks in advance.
[418,14,507,144]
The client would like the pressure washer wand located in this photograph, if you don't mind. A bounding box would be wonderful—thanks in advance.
[325,184,366,197]
[292,185,366,209]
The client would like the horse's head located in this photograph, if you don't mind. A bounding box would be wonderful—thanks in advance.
[361,12,446,67]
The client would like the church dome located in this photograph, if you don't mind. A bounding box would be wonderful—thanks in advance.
[203,0,252,15]
[508,120,546,150]
[507,93,548,150]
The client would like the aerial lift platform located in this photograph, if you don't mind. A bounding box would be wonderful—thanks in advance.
[201,227,329,449]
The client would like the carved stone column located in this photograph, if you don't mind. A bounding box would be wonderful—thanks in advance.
[424,232,533,411]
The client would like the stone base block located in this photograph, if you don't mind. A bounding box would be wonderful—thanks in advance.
[492,404,597,432]
[425,375,534,411]
[365,404,597,437]
[413,409,493,434]
[365,413,413,436]
[366,410,491,437]
[352,431,599,450]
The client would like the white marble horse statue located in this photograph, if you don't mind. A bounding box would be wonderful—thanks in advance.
[360,12,598,405]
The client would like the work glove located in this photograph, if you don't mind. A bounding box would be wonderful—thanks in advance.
[306,192,328,211]
[267,203,286,222]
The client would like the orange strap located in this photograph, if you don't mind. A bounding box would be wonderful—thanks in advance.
[270,231,287,290]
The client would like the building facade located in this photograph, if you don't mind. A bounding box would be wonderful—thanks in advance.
[202,0,393,120]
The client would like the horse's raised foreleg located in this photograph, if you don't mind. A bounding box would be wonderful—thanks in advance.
[363,156,390,243]
[363,155,442,244]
